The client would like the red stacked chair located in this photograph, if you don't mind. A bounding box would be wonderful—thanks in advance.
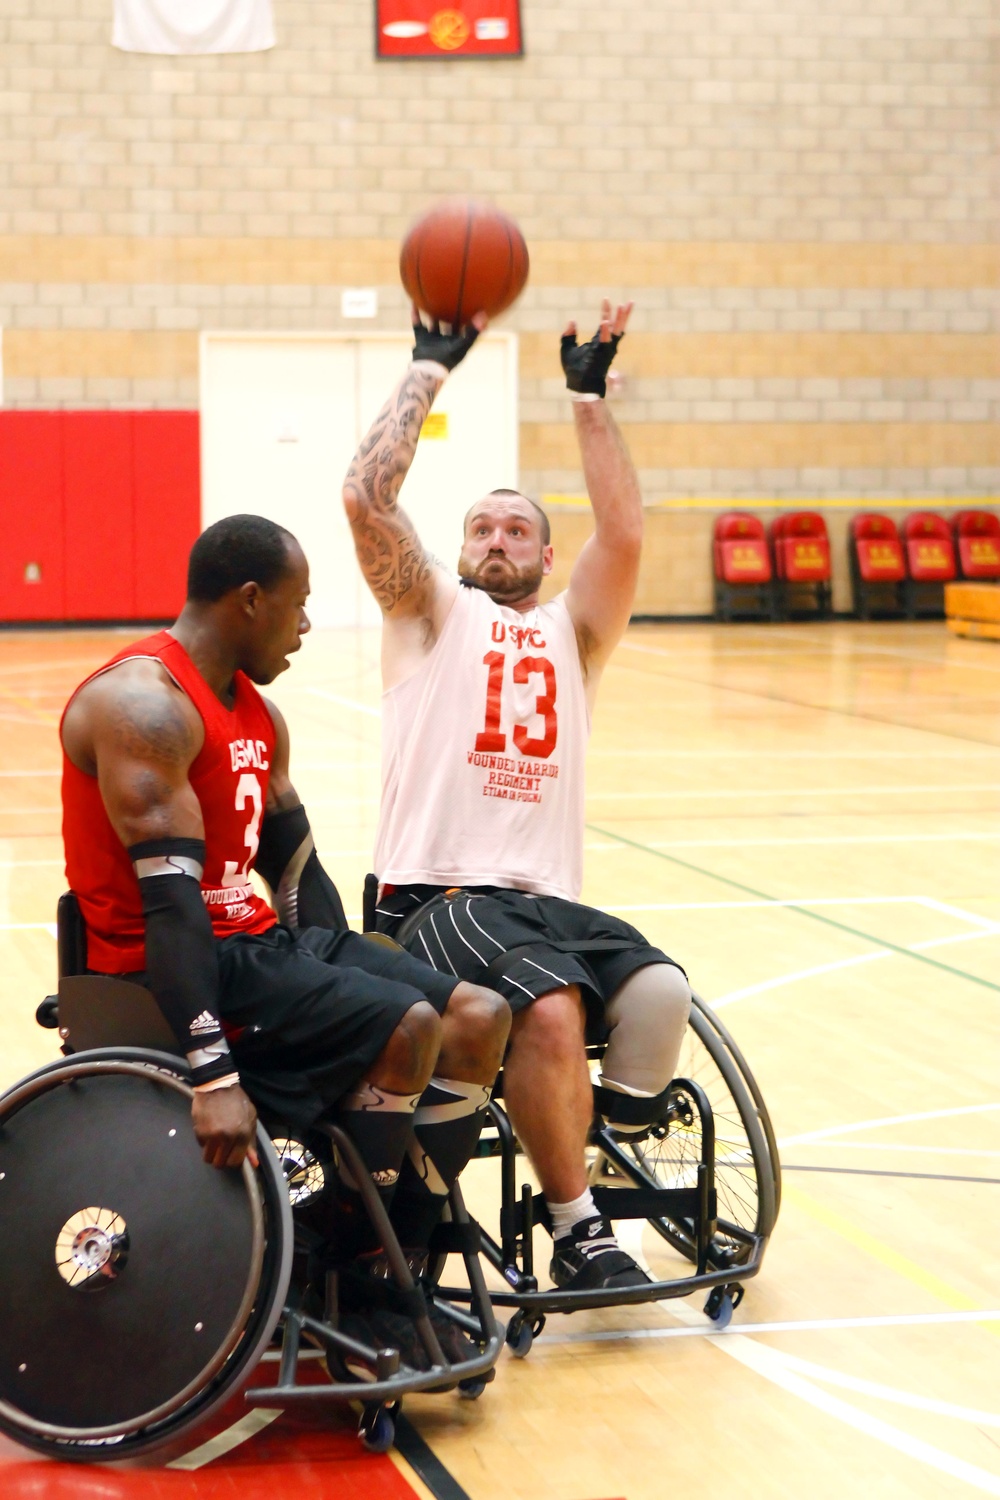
[901,511,956,617]
[713,511,776,620]
[770,510,832,618]
[849,512,905,619]
[952,510,1000,581]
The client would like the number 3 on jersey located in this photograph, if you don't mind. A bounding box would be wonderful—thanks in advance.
[475,651,558,759]
[221,772,263,887]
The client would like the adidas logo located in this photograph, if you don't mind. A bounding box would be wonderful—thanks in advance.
[189,1011,219,1036]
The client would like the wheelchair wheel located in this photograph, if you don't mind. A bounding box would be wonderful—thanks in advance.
[0,1053,292,1461]
[593,994,779,1263]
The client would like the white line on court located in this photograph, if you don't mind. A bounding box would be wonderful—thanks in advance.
[587,747,1000,759]
[917,896,1000,931]
[802,1143,1000,1159]
[541,1309,1000,1346]
[587,783,1000,800]
[767,1351,1000,1425]
[712,950,891,1008]
[780,1103,1000,1148]
[911,928,1000,953]
[712,1338,1000,1494]
[166,1407,283,1470]
[301,687,381,718]
[606,895,967,913]
[639,832,1000,850]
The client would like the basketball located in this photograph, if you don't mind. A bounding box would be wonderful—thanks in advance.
[400,198,530,326]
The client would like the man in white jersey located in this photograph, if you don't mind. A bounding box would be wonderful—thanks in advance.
[342,302,692,1291]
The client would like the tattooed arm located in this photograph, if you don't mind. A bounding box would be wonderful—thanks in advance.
[342,314,484,672]
[342,359,450,622]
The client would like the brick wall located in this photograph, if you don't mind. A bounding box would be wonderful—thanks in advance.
[0,0,997,500]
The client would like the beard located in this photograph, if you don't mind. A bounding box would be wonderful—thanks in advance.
[457,551,544,604]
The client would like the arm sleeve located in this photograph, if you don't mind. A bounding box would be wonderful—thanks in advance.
[255,802,348,933]
[130,838,237,1088]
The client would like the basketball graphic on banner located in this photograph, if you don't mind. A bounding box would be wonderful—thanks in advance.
[376,0,523,56]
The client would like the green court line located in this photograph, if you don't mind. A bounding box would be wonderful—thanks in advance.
[587,822,1000,995]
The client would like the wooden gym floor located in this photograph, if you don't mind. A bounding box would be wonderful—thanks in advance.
[1,617,998,1499]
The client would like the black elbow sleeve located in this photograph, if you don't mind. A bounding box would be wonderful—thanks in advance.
[130,839,232,1086]
[256,803,347,932]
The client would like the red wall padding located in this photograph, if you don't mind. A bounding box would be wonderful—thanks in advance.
[0,411,200,622]
[0,412,66,620]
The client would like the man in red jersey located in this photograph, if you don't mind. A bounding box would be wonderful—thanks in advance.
[61,514,509,1367]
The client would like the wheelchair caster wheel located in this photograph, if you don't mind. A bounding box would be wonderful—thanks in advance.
[704,1283,744,1329]
[359,1402,396,1453]
[458,1376,487,1399]
[505,1310,545,1358]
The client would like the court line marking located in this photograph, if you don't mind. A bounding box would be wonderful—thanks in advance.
[918,896,1000,930]
[541,1309,1000,1345]
[782,1182,992,1317]
[763,1350,1000,1427]
[586,822,1000,994]
[713,950,891,1008]
[165,1406,283,1470]
[616,1226,1000,1490]
[618,1220,1000,1493]
[713,1337,1000,1495]
[586,747,1000,759]
[806,1144,1000,1159]
[784,1163,1000,1186]
[780,1102,1000,1148]
[630,831,1000,850]
[607,894,988,913]
[301,686,381,718]
[587,782,1000,800]
[616,638,1000,752]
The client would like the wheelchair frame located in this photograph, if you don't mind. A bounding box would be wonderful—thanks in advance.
[433,995,780,1354]
[0,895,503,1461]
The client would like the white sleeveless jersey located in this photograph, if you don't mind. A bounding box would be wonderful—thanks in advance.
[375,585,590,901]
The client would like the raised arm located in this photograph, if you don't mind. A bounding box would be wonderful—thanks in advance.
[562,302,643,678]
[342,310,483,626]
[63,662,258,1169]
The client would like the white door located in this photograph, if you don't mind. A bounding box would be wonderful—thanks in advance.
[200,332,518,628]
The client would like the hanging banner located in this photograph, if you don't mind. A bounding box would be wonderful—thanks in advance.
[376,1,522,58]
[112,0,275,55]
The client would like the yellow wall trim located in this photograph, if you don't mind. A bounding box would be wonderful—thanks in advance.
[0,237,995,289]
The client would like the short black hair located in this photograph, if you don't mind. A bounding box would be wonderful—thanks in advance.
[187,515,298,602]
[476,489,551,545]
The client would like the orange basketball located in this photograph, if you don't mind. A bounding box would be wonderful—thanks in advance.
[400,198,529,326]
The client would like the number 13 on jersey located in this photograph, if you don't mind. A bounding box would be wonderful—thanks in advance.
[475,652,558,759]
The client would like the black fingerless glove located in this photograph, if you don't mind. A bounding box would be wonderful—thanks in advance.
[412,318,481,372]
[560,326,624,398]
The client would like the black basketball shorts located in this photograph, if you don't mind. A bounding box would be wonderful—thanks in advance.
[107,924,458,1134]
[376,885,681,1037]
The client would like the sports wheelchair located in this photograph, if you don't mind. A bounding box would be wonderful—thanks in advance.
[0,894,502,1462]
[361,883,781,1355]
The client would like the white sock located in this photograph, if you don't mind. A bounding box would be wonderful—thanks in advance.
[547,1187,600,1240]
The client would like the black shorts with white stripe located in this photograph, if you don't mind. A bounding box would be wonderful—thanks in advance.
[376,885,680,1033]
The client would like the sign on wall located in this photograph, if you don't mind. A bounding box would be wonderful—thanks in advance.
[376,1,522,58]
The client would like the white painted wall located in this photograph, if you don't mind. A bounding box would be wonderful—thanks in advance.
[200,331,518,628]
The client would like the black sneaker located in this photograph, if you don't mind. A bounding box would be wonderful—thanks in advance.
[428,1303,479,1366]
[334,1306,432,1381]
[549,1214,652,1291]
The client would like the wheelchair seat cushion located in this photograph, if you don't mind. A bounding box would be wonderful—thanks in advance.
[377,885,680,1031]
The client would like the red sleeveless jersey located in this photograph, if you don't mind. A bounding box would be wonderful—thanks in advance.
[61,630,277,973]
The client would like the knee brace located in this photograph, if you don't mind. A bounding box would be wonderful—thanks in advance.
[599,962,692,1110]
